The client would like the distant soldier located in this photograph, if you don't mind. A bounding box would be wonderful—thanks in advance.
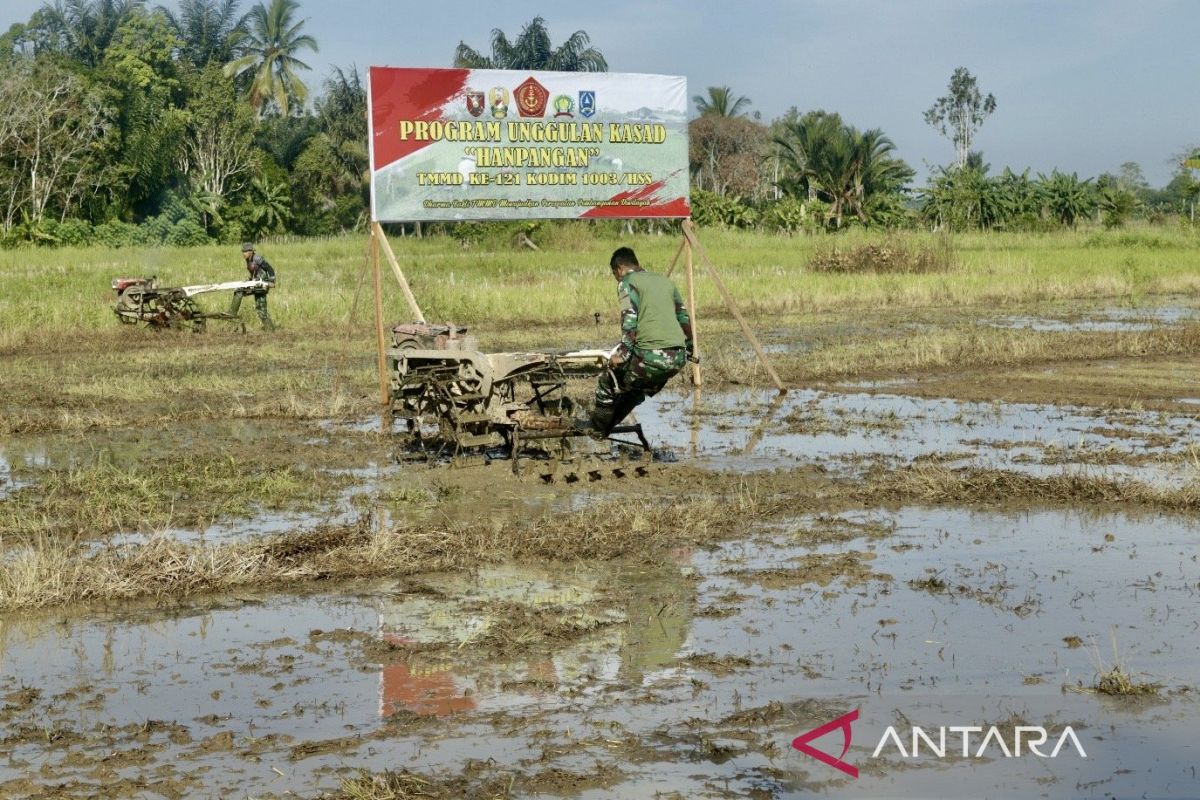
[230,242,277,330]
[591,246,695,435]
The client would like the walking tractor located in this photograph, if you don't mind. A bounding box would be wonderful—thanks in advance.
[112,277,270,332]
[386,323,653,480]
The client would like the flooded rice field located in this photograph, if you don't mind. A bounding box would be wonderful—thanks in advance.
[2,506,1198,798]
[3,302,1200,798]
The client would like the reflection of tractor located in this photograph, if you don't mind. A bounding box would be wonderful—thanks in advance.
[112,277,268,332]
[387,323,651,477]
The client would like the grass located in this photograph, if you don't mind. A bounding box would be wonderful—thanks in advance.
[0,455,346,539]
[2,227,1200,431]
[1066,630,1163,697]
[4,462,1200,612]
[328,769,512,800]
[2,226,1199,348]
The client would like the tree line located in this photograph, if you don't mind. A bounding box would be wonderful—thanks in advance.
[0,0,363,247]
[0,7,1194,248]
[691,71,1200,233]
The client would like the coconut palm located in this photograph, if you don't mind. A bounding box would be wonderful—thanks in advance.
[222,0,317,117]
[774,111,912,229]
[38,0,145,66]
[693,86,751,118]
[161,0,247,67]
[453,17,607,72]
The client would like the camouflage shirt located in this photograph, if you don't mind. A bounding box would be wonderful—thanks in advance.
[247,254,276,284]
[615,269,690,358]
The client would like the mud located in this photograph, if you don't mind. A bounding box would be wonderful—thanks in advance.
[4,298,1200,798]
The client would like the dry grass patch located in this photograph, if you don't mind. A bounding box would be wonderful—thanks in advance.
[809,235,956,274]
[4,461,1199,612]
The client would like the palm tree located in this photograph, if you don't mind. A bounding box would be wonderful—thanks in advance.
[161,0,247,67]
[223,0,317,117]
[248,175,290,233]
[38,0,145,66]
[316,66,368,188]
[774,111,911,228]
[453,17,607,71]
[693,86,751,118]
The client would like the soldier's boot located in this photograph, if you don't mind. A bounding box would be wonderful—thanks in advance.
[255,296,276,331]
[606,393,642,434]
[588,406,615,439]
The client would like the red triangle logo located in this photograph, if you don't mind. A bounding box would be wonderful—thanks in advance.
[791,708,859,778]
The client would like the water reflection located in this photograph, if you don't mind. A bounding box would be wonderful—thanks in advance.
[375,557,696,718]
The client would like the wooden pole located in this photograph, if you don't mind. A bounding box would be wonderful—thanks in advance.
[663,236,687,278]
[370,229,389,411]
[683,233,701,387]
[371,221,426,323]
[682,220,787,394]
[348,233,373,327]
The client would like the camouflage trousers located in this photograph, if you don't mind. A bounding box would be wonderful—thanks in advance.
[229,290,275,330]
[592,346,686,433]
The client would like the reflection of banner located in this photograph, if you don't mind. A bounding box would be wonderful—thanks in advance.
[368,67,689,221]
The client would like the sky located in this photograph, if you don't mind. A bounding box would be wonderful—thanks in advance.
[4,0,1198,186]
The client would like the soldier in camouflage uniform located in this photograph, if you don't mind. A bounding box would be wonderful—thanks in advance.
[229,242,277,330]
[590,247,695,435]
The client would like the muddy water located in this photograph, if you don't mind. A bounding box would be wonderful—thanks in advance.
[2,507,1198,798]
[984,304,1200,332]
[643,388,1200,485]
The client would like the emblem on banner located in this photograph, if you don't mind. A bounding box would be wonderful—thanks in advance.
[579,90,595,118]
[552,94,574,118]
[465,90,485,117]
[488,86,509,118]
[515,77,549,117]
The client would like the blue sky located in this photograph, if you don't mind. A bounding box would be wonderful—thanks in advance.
[5,0,1197,185]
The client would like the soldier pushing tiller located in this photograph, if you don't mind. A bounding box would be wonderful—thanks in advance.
[590,246,696,436]
[229,242,277,330]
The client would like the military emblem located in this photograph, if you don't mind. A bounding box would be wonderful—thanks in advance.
[552,94,574,118]
[515,76,549,117]
[465,90,485,117]
[488,87,509,118]
[579,90,596,118]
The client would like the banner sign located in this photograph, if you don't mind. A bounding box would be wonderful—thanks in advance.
[367,67,689,221]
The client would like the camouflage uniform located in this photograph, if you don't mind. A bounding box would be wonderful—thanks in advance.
[230,248,276,330]
[592,268,693,434]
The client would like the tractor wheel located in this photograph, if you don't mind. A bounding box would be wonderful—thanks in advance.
[118,286,143,311]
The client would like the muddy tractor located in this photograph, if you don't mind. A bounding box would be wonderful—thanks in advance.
[387,323,651,477]
[112,277,269,332]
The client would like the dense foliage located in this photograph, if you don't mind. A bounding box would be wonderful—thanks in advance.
[0,5,1194,247]
[0,0,359,246]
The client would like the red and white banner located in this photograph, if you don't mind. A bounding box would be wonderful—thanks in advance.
[367,67,689,221]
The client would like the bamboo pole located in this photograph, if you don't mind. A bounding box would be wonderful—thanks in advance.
[370,230,389,411]
[371,221,425,323]
[682,219,786,394]
[683,235,701,386]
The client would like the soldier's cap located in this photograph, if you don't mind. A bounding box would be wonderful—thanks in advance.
[241,242,254,252]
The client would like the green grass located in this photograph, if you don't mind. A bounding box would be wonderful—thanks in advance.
[2,225,1199,348]
[0,455,347,539]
